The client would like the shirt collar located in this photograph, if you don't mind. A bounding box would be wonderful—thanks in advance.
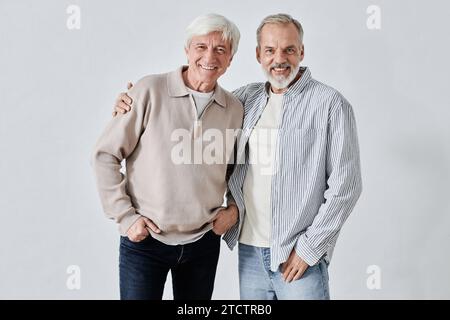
[167,66,227,108]
[264,66,312,98]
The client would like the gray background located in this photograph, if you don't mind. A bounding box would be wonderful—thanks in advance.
[1,0,449,299]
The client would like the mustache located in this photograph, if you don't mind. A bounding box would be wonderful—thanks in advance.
[270,63,292,70]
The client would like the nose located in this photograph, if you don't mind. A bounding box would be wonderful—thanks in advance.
[204,48,216,62]
[273,49,287,64]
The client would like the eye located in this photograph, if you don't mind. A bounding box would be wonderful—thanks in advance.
[265,48,273,54]
[286,48,296,54]
[216,48,226,54]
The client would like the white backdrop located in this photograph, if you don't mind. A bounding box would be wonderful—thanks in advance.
[0,0,449,299]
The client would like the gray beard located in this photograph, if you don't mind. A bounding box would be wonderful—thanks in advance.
[263,63,301,90]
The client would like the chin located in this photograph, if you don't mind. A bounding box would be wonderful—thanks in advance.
[200,75,217,83]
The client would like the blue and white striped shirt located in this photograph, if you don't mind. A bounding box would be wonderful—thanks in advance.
[223,67,362,271]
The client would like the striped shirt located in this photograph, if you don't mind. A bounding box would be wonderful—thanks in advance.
[223,67,362,271]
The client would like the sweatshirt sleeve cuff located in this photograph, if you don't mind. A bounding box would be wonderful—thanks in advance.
[295,233,323,266]
[118,211,142,236]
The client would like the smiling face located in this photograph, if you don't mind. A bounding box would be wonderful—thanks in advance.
[184,31,233,91]
[257,22,304,92]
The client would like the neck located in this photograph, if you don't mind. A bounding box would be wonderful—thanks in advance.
[271,68,304,94]
[183,68,216,93]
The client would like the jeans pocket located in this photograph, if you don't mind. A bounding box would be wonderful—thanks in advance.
[318,257,330,282]
[120,234,153,250]
[314,255,329,266]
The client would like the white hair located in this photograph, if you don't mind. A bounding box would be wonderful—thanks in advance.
[185,14,241,56]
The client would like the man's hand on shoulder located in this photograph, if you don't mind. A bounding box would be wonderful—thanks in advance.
[112,82,134,117]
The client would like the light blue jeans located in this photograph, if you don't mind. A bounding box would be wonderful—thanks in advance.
[238,243,330,300]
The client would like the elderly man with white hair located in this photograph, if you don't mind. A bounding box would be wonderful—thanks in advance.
[92,14,243,300]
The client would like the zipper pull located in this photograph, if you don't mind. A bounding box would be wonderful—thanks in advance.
[193,119,202,140]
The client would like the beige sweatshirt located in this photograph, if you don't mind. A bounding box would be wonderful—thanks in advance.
[92,66,243,245]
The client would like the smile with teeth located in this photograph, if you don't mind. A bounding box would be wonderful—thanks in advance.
[199,64,217,71]
[272,67,290,72]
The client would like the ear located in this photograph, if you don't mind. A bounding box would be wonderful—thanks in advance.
[184,46,190,64]
[299,44,305,61]
[227,55,233,67]
[256,46,261,64]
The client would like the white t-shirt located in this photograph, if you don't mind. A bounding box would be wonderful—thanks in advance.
[239,91,284,248]
[187,87,214,118]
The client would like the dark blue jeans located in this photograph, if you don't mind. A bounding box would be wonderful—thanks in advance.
[119,230,221,300]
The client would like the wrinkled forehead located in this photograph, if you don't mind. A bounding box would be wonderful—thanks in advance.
[260,23,302,47]
[188,31,231,48]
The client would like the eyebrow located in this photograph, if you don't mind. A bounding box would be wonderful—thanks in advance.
[263,45,297,50]
[193,43,228,49]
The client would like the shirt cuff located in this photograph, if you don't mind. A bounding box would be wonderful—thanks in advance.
[295,233,323,266]
[227,193,236,207]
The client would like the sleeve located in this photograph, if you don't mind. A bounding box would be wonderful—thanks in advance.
[232,85,250,105]
[225,160,237,207]
[295,94,363,266]
[225,97,244,208]
[91,79,151,235]
[232,82,264,106]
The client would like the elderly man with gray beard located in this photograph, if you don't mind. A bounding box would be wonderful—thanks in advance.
[114,14,362,300]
